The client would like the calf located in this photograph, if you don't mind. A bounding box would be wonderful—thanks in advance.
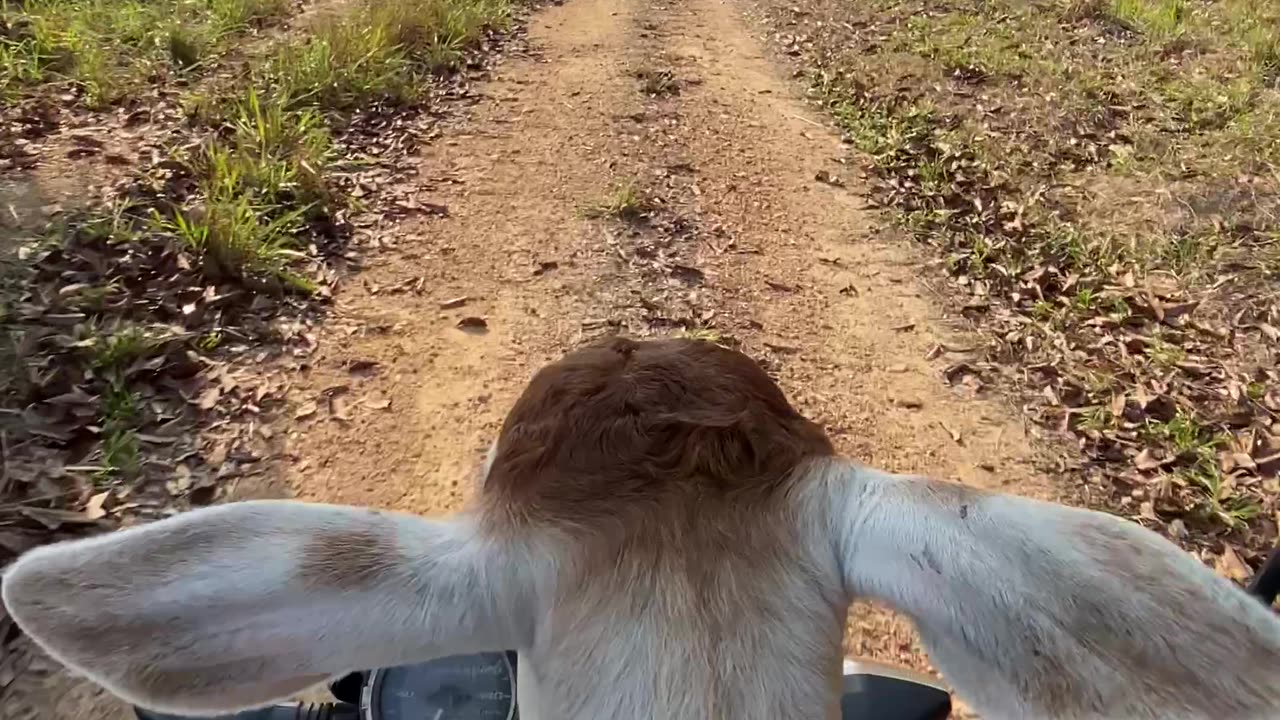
[4,337,1279,719]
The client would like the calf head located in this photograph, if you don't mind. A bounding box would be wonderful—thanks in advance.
[4,337,1279,719]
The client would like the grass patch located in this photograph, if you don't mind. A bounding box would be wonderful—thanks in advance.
[1220,0,1280,80]
[783,0,1279,548]
[164,199,314,291]
[1143,411,1261,529]
[1106,0,1187,40]
[99,379,141,478]
[210,0,291,29]
[268,21,415,109]
[83,323,164,479]
[158,0,514,289]
[203,87,333,210]
[828,95,934,166]
[898,14,1043,81]
[1157,74,1257,133]
[150,87,335,291]
[583,181,653,222]
[264,0,512,111]
[91,324,160,371]
[0,0,291,106]
[0,0,526,563]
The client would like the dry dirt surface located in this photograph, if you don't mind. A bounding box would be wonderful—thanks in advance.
[282,0,1060,689]
[2,0,1080,715]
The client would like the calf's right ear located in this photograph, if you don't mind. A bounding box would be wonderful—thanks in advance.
[824,460,1280,720]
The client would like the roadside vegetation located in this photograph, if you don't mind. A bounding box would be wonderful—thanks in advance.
[0,0,514,568]
[1,0,292,106]
[583,179,654,222]
[764,0,1279,571]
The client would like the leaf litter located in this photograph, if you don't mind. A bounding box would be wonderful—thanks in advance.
[0,0,539,686]
[757,0,1280,579]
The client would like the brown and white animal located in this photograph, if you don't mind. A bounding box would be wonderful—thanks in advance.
[4,337,1279,719]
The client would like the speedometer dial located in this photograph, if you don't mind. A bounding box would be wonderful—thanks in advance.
[362,652,516,720]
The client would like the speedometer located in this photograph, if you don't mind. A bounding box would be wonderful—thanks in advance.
[361,652,516,720]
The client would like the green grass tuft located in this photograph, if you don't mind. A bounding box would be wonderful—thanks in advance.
[162,196,313,291]
[209,0,291,31]
[99,379,141,478]
[1107,0,1187,40]
[92,325,158,371]
[583,181,652,221]
[0,0,291,105]
[269,21,414,110]
[266,0,512,111]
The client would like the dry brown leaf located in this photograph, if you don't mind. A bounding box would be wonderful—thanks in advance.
[197,387,221,410]
[1109,393,1127,418]
[814,169,845,187]
[18,506,101,530]
[457,316,489,333]
[1215,546,1251,583]
[1134,448,1169,472]
[1229,453,1257,473]
[348,359,380,377]
[46,387,96,406]
[938,421,962,444]
[206,443,229,469]
[83,490,111,521]
[294,401,318,420]
[330,396,353,422]
[364,392,392,411]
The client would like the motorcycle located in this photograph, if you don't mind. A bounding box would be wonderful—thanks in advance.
[132,546,1280,720]
[133,654,952,720]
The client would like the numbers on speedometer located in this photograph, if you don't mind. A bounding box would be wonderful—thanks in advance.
[364,652,516,720]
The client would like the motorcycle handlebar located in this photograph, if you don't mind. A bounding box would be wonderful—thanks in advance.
[134,703,361,720]
[1247,547,1280,608]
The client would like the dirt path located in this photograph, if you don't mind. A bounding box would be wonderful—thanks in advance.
[282,0,1061,681]
[1,0,1064,715]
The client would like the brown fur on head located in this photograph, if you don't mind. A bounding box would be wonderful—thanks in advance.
[485,336,834,524]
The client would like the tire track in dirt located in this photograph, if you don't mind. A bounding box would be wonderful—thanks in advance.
[280,0,641,515]
[282,0,1062,692]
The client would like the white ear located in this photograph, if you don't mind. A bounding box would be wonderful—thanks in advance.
[824,461,1280,720]
[1,500,536,716]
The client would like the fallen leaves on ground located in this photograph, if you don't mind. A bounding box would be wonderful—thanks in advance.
[759,0,1280,573]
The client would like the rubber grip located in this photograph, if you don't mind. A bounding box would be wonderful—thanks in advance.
[1247,547,1280,608]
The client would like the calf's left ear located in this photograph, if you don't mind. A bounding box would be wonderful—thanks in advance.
[2,500,537,716]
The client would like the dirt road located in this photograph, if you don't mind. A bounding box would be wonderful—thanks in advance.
[1,0,1067,715]
[283,0,1060,677]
